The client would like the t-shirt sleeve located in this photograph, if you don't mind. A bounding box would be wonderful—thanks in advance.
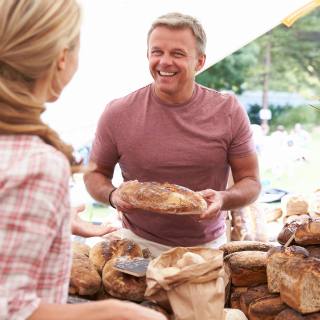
[90,102,120,166]
[228,95,256,158]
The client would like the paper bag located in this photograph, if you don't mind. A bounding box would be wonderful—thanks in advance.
[145,247,225,320]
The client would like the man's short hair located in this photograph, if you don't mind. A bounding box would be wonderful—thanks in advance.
[147,12,207,57]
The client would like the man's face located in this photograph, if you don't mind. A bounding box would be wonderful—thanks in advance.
[147,26,206,103]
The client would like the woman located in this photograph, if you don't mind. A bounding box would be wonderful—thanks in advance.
[0,1,165,319]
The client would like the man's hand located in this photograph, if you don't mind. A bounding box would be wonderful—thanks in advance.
[189,189,223,221]
[111,181,141,215]
[70,204,117,237]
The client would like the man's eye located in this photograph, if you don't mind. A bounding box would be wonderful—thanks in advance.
[174,52,183,56]
[153,50,161,54]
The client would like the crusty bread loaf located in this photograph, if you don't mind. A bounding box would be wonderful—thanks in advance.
[267,246,309,293]
[222,309,248,320]
[230,286,247,310]
[277,221,300,245]
[281,194,309,217]
[73,241,91,258]
[239,282,273,317]
[295,219,320,245]
[224,251,267,287]
[102,257,147,301]
[140,301,170,320]
[231,201,268,242]
[275,309,304,319]
[283,214,310,225]
[248,295,289,320]
[280,258,320,314]
[267,222,283,243]
[304,245,320,259]
[119,181,207,214]
[262,205,283,223]
[89,239,143,274]
[220,241,274,257]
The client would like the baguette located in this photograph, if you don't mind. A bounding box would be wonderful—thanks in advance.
[119,181,207,214]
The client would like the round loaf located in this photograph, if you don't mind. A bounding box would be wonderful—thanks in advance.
[119,181,207,214]
[89,239,143,274]
[277,221,300,245]
[220,241,274,257]
[102,257,147,301]
[73,241,91,258]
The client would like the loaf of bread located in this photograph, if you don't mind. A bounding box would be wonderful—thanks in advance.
[267,221,283,243]
[248,295,289,320]
[309,211,320,219]
[262,205,283,223]
[275,309,304,319]
[239,282,273,316]
[267,246,309,293]
[281,195,309,217]
[177,252,205,268]
[220,241,274,257]
[119,181,207,214]
[280,258,320,314]
[231,201,268,242]
[222,309,248,320]
[73,241,91,258]
[224,251,267,287]
[140,301,170,320]
[230,286,247,310]
[295,219,320,245]
[309,192,320,214]
[283,214,310,225]
[277,221,300,245]
[304,245,320,259]
[89,239,143,274]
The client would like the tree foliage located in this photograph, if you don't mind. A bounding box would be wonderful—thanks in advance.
[196,7,320,96]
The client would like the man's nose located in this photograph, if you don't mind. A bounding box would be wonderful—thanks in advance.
[160,53,172,67]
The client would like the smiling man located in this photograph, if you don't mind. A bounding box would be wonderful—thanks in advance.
[84,13,261,258]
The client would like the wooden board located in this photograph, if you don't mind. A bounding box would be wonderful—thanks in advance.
[113,259,150,277]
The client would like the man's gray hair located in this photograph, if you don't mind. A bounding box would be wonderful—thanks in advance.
[147,12,207,57]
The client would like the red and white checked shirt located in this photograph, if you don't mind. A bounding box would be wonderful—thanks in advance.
[0,135,72,320]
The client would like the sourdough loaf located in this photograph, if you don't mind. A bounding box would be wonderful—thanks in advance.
[281,195,309,217]
[231,201,268,242]
[295,219,320,245]
[283,214,310,225]
[119,181,207,214]
[230,286,247,310]
[222,309,248,320]
[219,241,274,257]
[277,221,300,245]
[266,246,309,293]
[248,295,289,320]
[280,258,320,314]
[224,251,267,287]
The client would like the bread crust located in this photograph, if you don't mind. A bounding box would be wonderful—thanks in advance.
[304,245,320,259]
[267,246,309,293]
[275,309,304,320]
[295,219,320,245]
[277,221,300,245]
[119,181,207,214]
[230,286,248,310]
[281,195,309,217]
[220,241,274,257]
[248,295,289,320]
[224,251,267,287]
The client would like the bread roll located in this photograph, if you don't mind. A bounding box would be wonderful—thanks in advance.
[267,246,309,293]
[280,258,320,314]
[283,214,310,225]
[248,295,289,320]
[102,257,147,301]
[281,195,309,217]
[220,241,274,257]
[262,205,283,223]
[119,181,207,214]
[224,251,267,287]
[140,301,170,320]
[176,252,205,268]
[231,201,268,242]
[230,286,247,310]
[222,309,248,320]
[239,282,274,317]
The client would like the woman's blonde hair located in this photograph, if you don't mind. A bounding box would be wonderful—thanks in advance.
[0,0,82,169]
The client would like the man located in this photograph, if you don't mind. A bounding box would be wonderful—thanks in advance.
[84,13,261,257]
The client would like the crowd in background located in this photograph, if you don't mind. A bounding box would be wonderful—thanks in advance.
[252,123,312,180]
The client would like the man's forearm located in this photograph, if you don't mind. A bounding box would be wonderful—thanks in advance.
[220,177,261,211]
[83,172,115,206]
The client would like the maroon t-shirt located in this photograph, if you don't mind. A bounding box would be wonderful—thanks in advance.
[91,83,255,246]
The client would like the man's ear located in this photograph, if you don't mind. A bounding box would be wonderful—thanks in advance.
[195,53,206,72]
[57,46,69,71]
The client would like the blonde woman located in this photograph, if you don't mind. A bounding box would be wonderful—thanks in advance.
[0,1,165,320]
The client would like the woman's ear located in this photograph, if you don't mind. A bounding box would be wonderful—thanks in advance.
[57,46,69,71]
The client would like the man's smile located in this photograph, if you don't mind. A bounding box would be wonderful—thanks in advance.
[158,71,177,77]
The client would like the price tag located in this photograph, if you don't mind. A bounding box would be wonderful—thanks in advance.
[113,259,150,277]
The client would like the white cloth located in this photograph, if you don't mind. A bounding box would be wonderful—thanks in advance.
[122,228,227,259]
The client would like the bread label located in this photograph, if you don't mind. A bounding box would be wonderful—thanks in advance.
[113,259,150,277]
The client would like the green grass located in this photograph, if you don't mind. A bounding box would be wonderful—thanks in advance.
[78,204,114,222]
[260,131,320,197]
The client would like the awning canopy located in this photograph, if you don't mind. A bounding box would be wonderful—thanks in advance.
[42,0,311,150]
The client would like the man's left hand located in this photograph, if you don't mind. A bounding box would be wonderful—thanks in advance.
[71,204,117,237]
[189,189,223,221]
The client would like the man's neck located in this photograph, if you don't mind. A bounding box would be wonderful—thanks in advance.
[154,83,195,104]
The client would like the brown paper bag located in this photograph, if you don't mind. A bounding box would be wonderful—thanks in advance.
[145,247,225,320]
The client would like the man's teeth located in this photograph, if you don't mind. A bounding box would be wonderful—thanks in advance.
[160,71,176,76]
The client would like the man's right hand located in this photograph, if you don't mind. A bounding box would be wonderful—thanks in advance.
[111,180,141,215]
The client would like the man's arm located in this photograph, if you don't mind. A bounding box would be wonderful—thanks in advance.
[194,152,261,220]
[83,156,139,214]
